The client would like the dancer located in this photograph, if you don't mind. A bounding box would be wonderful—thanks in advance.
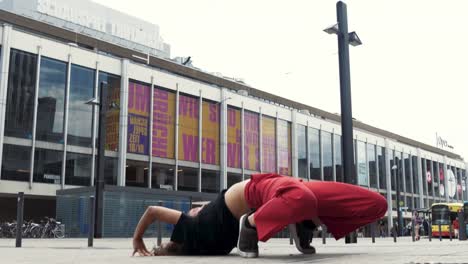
[132,173,387,257]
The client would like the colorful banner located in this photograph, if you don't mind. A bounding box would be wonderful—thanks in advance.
[105,84,120,151]
[244,111,260,171]
[278,120,291,175]
[178,95,199,162]
[227,107,241,168]
[152,88,175,158]
[202,101,219,165]
[127,81,150,155]
[261,116,276,173]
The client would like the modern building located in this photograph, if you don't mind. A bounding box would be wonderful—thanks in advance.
[0,4,466,236]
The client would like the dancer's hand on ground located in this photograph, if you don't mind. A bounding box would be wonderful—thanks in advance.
[132,237,151,256]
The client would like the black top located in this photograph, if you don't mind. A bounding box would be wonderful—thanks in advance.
[170,190,239,255]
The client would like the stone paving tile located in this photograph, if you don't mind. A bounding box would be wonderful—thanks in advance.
[1,237,467,264]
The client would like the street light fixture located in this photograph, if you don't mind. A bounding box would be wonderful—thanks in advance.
[324,1,362,243]
[85,81,119,238]
[392,159,403,237]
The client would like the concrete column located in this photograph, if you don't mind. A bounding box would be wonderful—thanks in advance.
[291,111,298,178]
[117,59,129,186]
[443,156,449,201]
[417,149,424,208]
[0,25,12,180]
[148,76,155,189]
[384,139,393,235]
[174,85,180,190]
[198,90,202,192]
[61,54,72,189]
[219,89,228,189]
[29,46,42,189]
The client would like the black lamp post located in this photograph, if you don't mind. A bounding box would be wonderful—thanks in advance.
[392,158,403,237]
[324,1,362,243]
[86,81,108,238]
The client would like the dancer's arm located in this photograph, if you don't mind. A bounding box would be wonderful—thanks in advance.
[133,206,182,256]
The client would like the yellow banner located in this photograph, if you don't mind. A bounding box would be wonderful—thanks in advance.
[262,116,276,173]
[178,95,199,162]
[244,111,259,171]
[152,88,175,158]
[227,107,241,168]
[202,101,219,165]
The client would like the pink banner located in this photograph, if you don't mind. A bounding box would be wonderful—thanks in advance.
[244,111,260,171]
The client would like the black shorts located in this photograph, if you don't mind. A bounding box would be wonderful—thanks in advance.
[171,190,239,255]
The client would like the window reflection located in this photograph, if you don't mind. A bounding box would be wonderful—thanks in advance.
[33,148,62,184]
[334,135,343,182]
[151,163,174,189]
[1,144,31,182]
[202,170,219,193]
[297,125,307,179]
[68,65,95,147]
[322,131,333,181]
[125,160,148,187]
[357,141,367,186]
[177,166,198,192]
[368,144,377,188]
[377,146,386,189]
[5,49,37,139]
[65,152,92,186]
[36,57,67,143]
[308,128,320,180]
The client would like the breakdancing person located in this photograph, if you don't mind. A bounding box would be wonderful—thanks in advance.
[132,173,387,257]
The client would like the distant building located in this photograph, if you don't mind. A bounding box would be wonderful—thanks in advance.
[0,0,171,58]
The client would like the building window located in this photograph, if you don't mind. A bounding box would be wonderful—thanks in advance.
[308,128,320,180]
[103,157,118,185]
[334,135,343,182]
[99,72,121,152]
[394,152,403,193]
[412,156,420,195]
[297,125,307,179]
[426,159,433,198]
[68,64,95,147]
[227,107,241,169]
[152,87,176,159]
[404,153,411,194]
[357,141,367,187]
[243,111,260,171]
[368,144,377,188]
[178,94,199,162]
[261,116,276,173]
[151,163,174,190]
[127,81,150,155]
[1,144,31,182]
[65,152,92,186]
[227,173,242,188]
[5,49,37,139]
[377,146,386,189]
[421,158,428,196]
[389,150,395,191]
[36,57,67,143]
[177,166,198,192]
[125,160,148,187]
[33,148,62,184]
[201,170,219,193]
[201,100,220,165]
[433,161,439,198]
[277,120,291,176]
[322,131,333,181]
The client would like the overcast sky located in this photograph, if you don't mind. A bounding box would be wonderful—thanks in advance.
[94,0,468,160]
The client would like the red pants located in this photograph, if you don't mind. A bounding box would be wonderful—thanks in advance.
[245,173,387,242]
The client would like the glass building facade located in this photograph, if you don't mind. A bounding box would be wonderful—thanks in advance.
[0,24,466,226]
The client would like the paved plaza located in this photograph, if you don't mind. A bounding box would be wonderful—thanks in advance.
[1,237,467,264]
